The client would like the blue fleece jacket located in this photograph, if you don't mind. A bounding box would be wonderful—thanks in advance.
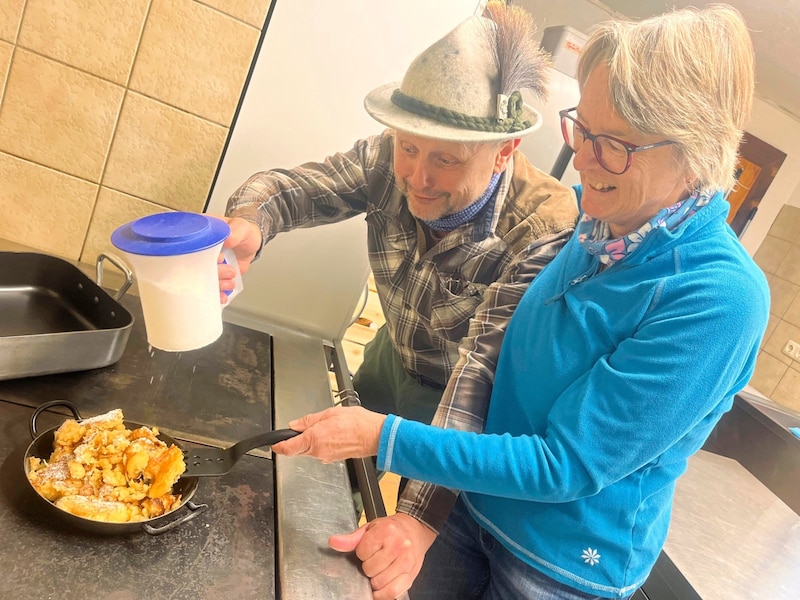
[378,189,769,598]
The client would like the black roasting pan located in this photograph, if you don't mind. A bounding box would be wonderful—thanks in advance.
[0,252,134,380]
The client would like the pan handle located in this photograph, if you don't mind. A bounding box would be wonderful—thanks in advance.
[142,500,208,536]
[96,252,134,300]
[30,400,82,439]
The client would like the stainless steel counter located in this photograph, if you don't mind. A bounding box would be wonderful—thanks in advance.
[268,323,373,599]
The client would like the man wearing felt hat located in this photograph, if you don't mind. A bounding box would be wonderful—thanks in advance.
[220,3,577,594]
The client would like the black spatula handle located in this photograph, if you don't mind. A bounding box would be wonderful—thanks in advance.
[229,428,300,462]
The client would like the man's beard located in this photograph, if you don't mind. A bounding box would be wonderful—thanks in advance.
[401,180,452,221]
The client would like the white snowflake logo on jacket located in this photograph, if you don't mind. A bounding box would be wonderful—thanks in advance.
[581,547,601,566]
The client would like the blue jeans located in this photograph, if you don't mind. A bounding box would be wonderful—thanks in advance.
[410,496,629,600]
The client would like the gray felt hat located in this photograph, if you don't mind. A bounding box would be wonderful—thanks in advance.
[364,14,544,143]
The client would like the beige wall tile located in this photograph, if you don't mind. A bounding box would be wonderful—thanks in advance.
[0,49,124,182]
[0,152,97,259]
[762,319,800,366]
[129,0,260,125]
[0,0,24,43]
[198,0,272,27]
[81,187,173,264]
[18,0,150,85]
[103,92,227,211]
[782,292,800,329]
[767,275,798,318]
[768,204,800,245]
[0,39,11,98]
[749,350,789,397]
[771,364,800,412]
[753,234,791,275]
[775,245,800,286]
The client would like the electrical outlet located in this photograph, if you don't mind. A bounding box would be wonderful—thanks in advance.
[783,340,800,361]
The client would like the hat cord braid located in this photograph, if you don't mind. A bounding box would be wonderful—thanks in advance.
[390,89,530,133]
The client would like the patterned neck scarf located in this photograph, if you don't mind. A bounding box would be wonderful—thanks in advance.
[578,189,712,265]
[422,172,502,232]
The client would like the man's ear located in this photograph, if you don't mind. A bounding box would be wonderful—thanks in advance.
[494,138,521,173]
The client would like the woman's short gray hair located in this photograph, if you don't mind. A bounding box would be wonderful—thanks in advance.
[577,4,754,192]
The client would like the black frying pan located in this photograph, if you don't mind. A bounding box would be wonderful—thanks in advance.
[24,401,206,536]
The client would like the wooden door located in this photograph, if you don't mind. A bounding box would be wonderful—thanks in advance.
[727,132,787,236]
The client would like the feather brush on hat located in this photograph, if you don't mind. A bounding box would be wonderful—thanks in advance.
[484,0,550,102]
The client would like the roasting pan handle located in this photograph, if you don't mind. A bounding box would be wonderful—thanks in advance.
[142,501,208,536]
[96,252,134,300]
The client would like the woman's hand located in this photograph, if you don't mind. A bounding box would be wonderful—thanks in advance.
[271,406,386,463]
[217,216,261,303]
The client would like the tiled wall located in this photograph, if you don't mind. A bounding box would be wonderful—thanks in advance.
[751,204,800,412]
[0,0,271,263]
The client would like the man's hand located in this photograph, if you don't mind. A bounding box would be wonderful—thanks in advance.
[329,513,436,600]
[271,406,386,463]
[217,216,262,302]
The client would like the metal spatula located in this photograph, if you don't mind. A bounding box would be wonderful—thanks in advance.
[182,429,300,477]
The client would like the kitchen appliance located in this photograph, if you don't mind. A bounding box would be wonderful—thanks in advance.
[111,212,242,352]
[0,251,134,380]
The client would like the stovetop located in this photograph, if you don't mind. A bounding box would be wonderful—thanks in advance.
[0,292,278,599]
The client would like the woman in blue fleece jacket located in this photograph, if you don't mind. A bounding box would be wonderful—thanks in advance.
[273,5,769,599]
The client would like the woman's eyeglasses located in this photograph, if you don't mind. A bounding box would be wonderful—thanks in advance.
[559,108,675,175]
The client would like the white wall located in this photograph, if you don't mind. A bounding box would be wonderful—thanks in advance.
[207,0,482,339]
[517,0,618,43]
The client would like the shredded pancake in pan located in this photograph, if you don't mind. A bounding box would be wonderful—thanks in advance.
[27,409,186,523]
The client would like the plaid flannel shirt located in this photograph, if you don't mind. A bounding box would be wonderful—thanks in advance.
[226,130,578,530]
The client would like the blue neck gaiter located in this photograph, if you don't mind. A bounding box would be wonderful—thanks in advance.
[421,172,502,232]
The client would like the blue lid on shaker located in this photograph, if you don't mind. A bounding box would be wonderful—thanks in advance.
[111,212,230,256]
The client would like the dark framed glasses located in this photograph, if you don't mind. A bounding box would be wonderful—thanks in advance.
[559,107,676,175]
